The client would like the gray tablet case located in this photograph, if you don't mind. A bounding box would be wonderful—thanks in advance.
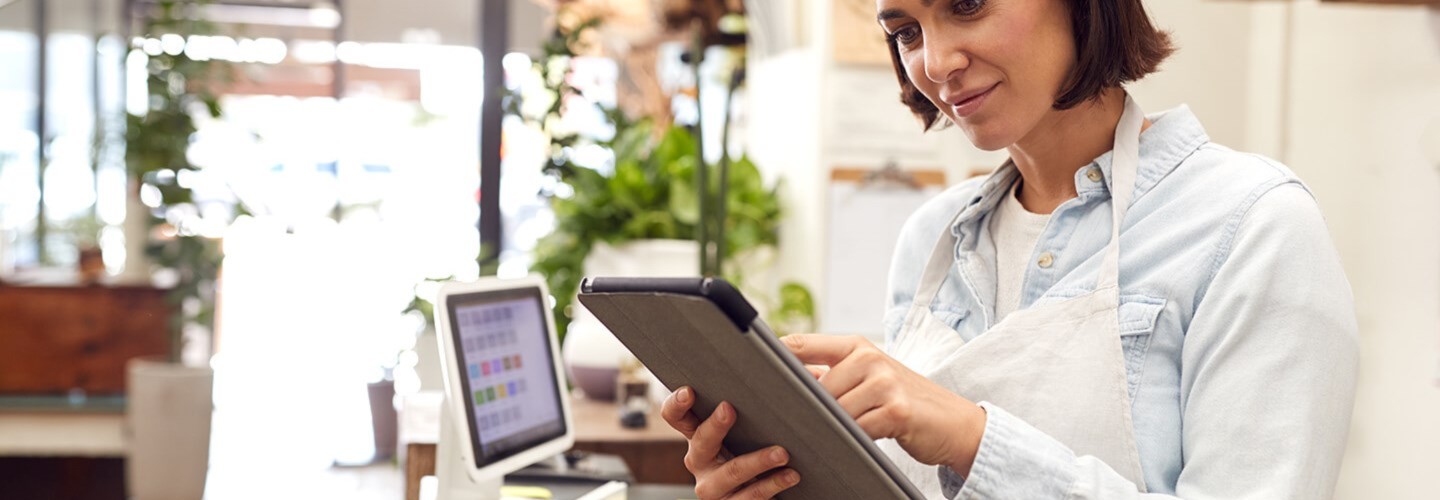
[577,278,924,500]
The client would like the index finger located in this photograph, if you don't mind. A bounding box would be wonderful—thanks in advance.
[661,386,702,439]
[782,334,864,367]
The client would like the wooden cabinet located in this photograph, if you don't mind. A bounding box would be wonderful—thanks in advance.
[0,285,171,395]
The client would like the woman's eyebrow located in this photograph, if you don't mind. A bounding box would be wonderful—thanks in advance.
[876,0,935,22]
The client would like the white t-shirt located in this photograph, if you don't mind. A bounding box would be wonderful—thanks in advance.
[989,181,1051,321]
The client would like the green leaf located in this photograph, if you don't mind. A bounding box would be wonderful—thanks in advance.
[727,156,764,195]
[203,95,222,118]
[609,159,650,211]
[779,282,815,317]
[653,126,697,169]
[610,120,652,165]
[727,221,763,254]
[669,159,700,224]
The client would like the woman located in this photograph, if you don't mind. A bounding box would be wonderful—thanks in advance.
[662,0,1358,498]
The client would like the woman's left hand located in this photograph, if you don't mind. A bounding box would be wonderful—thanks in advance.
[782,334,988,476]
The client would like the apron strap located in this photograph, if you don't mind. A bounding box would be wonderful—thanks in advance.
[1095,96,1144,291]
[910,211,966,310]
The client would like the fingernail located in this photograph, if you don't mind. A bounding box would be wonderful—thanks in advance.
[718,402,732,423]
[676,387,691,404]
[784,470,801,485]
[770,447,787,463]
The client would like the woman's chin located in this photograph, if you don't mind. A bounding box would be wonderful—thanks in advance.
[958,125,1014,152]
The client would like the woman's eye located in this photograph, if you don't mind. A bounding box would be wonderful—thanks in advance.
[953,0,985,16]
[892,26,920,45]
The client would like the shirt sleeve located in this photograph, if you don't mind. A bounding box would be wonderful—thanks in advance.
[940,183,1359,499]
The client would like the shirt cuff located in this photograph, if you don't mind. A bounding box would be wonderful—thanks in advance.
[947,402,1079,499]
[938,463,966,498]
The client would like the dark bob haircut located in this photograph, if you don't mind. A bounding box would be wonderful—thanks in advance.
[889,0,1175,131]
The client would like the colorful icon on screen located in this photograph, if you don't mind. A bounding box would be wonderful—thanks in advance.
[486,387,496,401]
[474,390,485,405]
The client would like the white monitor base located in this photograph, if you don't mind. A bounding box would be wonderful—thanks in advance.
[436,400,502,500]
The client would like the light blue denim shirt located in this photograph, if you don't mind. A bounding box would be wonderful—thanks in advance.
[884,106,1359,499]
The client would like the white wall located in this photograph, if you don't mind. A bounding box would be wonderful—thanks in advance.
[750,1,1440,498]
[1132,0,1260,152]
[1279,4,1440,499]
[745,47,826,303]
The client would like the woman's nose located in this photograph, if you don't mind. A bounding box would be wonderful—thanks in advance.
[923,32,971,84]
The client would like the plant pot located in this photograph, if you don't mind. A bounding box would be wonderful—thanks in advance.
[0,228,14,277]
[78,246,105,284]
[117,179,152,285]
[563,239,699,401]
[367,379,398,460]
[126,357,214,500]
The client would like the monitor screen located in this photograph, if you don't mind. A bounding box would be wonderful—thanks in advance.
[445,287,567,465]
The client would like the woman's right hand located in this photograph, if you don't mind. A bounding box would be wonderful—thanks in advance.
[660,386,801,499]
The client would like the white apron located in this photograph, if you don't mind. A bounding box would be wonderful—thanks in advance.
[882,97,1149,497]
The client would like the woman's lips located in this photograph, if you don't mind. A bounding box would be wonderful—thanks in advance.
[952,83,999,118]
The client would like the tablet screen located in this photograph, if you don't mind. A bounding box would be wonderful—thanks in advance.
[445,287,566,465]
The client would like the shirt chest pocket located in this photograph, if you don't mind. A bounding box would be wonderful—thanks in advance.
[931,307,970,332]
[1118,295,1166,400]
[882,304,971,345]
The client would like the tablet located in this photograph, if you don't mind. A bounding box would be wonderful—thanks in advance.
[435,276,575,484]
[577,277,924,500]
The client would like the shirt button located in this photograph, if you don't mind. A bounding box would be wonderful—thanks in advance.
[1086,167,1103,183]
[1037,252,1055,268]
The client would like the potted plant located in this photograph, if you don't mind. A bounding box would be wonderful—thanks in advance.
[121,1,233,498]
[519,5,813,400]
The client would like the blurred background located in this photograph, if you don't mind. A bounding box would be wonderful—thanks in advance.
[0,0,1436,499]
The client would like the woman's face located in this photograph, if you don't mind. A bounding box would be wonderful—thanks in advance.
[877,0,1076,151]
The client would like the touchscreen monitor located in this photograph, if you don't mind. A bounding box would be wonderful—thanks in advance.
[443,287,567,466]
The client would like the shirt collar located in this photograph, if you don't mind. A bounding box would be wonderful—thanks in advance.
[949,104,1210,238]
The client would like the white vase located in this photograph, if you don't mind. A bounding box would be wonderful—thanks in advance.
[563,239,699,401]
[117,179,152,285]
[0,228,12,277]
[126,357,214,500]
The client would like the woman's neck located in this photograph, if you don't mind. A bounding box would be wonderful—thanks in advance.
[1006,88,1138,214]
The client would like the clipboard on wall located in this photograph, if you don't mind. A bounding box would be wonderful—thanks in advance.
[822,164,947,338]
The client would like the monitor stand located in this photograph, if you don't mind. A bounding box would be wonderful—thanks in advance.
[436,399,501,500]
